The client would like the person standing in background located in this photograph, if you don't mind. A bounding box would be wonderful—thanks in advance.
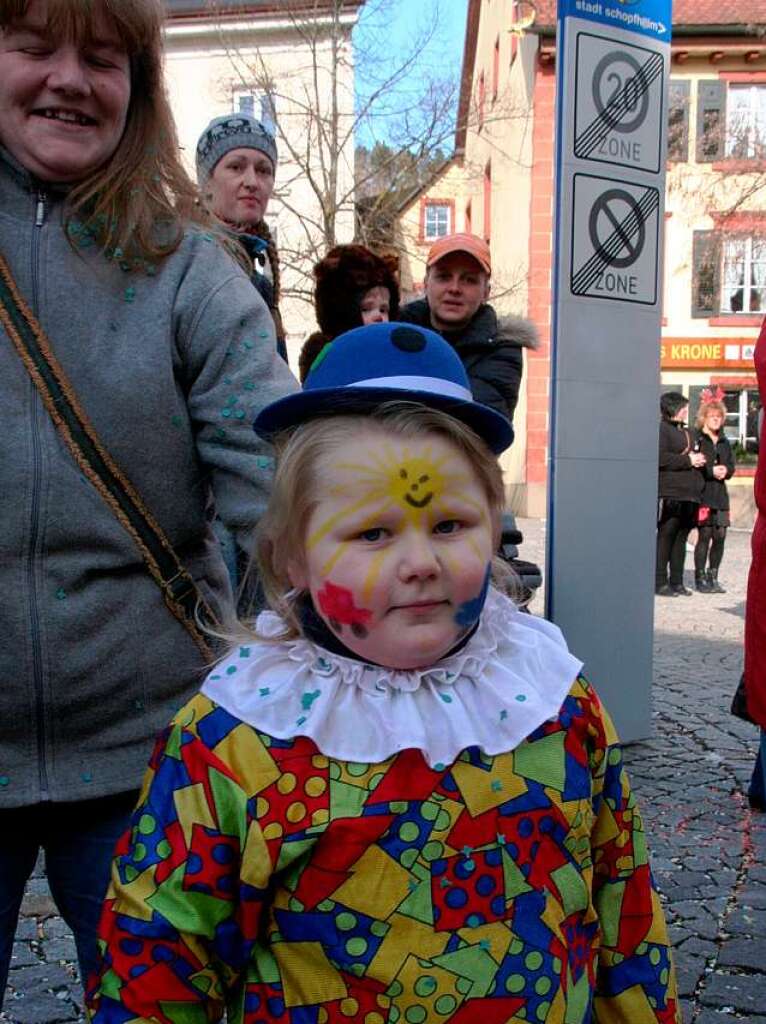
[298,243,400,382]
[196,113,291,588]
[196,113,287,362]
[656,392,706,596]
[693,389,735,593]
[399,233,538,425]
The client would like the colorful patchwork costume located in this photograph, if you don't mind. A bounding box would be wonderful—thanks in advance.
[89,591,679,1023]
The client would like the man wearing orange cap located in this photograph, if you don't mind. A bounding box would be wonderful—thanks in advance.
[399,232,538,423]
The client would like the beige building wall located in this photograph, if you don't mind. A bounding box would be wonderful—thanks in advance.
[464,2,536,314]
[466,15,539,496]
[396,2,539,503]
[163,14,358,370]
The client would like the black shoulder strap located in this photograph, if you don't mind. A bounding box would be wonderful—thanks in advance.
[0,252,217,661]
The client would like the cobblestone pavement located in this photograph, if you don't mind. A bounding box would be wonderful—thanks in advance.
[2,520,764,1023]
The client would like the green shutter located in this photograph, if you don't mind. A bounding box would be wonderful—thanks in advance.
[696,80,726,162]
[691,230,721,318]
[667,80,690,162]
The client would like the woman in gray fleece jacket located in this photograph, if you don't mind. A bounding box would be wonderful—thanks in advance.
[0,0,297,1000]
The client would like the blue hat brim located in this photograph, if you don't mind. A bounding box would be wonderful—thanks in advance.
[253,385,514,454]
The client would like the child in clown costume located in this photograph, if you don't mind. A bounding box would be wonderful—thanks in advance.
[88,323,680,1024]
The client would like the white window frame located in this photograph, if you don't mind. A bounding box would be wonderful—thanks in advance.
[725,83,766,159]
[232,88,277,133]
[423,203,451,241]
[720,235,766,315]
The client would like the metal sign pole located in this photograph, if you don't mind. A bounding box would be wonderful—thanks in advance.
[547,0,672,740]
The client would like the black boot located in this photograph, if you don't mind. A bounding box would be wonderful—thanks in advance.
[670,581,693,596]
[695,571,713,593]
[708,569,726,594]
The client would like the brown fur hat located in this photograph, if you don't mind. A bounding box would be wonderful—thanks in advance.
[313,244,400,341]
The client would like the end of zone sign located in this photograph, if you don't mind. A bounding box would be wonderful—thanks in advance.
[570,173,659,304]
[574,33,664,173]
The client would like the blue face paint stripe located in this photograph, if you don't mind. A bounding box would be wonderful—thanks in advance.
[454,563,492,627]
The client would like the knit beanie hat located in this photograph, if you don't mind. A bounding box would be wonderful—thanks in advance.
[195,114,278,184]
[313,245,400,340]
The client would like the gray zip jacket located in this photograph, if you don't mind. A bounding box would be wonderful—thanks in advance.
[0,147,298,808]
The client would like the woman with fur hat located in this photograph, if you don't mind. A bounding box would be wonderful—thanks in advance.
[197,113,287,361]
[298,243,400,382]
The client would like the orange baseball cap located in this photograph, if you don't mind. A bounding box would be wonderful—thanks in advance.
[426,233,491,275]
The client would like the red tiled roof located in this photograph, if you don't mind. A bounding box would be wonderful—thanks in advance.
[531,0,766,28]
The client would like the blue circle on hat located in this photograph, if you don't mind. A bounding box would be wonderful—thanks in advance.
[254,322,513,453]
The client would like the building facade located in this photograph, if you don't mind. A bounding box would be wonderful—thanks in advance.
[399,0,766,522]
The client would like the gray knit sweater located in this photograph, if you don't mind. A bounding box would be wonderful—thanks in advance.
[0,147,298,807]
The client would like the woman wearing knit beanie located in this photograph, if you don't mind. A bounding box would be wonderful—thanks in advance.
[299,244,400,382]
[196,113,287,361]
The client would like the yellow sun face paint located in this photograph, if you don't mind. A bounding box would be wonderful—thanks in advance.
[392,457,443,515]
[333,444,465,529]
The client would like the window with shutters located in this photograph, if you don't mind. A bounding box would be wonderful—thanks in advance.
[726,84,766,159]
[695,79,766,163]
[721,236,766,314]
[692,230,766,317]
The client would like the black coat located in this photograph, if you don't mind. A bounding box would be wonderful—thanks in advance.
[658,419,704,502]
[694,429,735,510]
[398,300,538,424]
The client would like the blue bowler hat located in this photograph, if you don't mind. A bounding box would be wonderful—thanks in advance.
[254,322,513,454]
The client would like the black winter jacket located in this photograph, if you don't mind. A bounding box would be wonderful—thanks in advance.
[658,419,704,502]
[694,429,735,510]
[398,300,538,423]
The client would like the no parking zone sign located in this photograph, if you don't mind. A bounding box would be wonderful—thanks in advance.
[547,0,671,741]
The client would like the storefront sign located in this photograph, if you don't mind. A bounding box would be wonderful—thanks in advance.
[660,339,757,369]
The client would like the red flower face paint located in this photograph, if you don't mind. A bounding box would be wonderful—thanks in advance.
[317,581,372,638]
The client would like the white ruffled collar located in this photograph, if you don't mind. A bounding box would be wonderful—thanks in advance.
[201,588,583,767]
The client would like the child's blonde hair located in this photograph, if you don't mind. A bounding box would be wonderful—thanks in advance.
[250,402,508,638]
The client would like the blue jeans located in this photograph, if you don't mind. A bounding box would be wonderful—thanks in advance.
[749,730,766,810]
[0,791,137,1006]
